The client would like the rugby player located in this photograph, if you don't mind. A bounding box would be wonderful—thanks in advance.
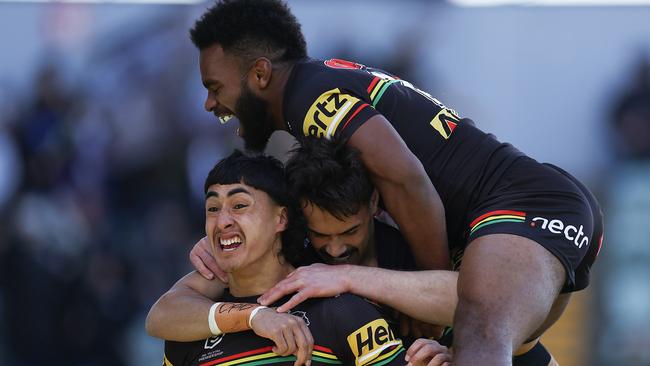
[148,138,556,366]
[184,1,603,364]
[161,150,418,366]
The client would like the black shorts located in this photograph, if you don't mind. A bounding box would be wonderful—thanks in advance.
[466,157,604,293]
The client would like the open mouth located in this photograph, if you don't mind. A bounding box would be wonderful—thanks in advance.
[219,235,243,252]
[218,114,234,124]
[213,107,235,125]
[319,248,358,265]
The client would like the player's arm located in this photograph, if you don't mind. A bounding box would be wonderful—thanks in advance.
[346,114,450,270]
[345,266,457,326]
[146,271,229,341]
[147,272,315,365]
[145,272,285,341]
[259,263,457,326]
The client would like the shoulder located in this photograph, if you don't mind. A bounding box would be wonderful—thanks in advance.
[374,220,417,270]
[321,295,405,361]
[297,294,381,325]
[318,293,381,313]
[284,59,378,140]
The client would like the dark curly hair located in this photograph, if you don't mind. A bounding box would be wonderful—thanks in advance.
[285,138,374,220]
[204,150,307,266]
[190,0,307,63]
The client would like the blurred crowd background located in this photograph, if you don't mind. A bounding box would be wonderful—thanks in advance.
[1,1,650,365]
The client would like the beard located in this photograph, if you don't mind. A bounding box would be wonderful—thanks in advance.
[235,82,276,152]
[318,246,361,265]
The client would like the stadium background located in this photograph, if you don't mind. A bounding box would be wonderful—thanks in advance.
[1,0,649,365]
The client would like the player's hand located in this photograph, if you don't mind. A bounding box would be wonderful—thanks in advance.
[258,263,350,313]
[398,313,444,339]
[189,236,228,282]
[250,308,314,366]
[405,338,452,366]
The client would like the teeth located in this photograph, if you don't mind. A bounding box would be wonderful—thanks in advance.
[219,115,233,124]
[220,236,242,246]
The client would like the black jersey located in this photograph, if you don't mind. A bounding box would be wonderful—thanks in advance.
[283,59,603,293]
[374,220,416,271]
[283,58,525,249]
[164,291,405,366]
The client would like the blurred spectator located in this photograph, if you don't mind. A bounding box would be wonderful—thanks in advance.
[597,55,650,366]
[0,11,219,364]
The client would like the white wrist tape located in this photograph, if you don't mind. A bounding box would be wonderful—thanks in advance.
[208,302,223,336]
[248,306,269,328]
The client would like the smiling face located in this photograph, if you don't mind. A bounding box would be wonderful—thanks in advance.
[302,201,376,266]
[199,44,276,152]
[204,182,287,274]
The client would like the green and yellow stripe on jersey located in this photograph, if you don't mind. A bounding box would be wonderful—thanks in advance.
[198,345,342,366]
[469,210,527,236]
[366,76,400,108]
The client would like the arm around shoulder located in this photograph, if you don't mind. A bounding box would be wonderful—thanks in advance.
[344,265,458,326]
[145,271,226,341]
[346,115,450,270]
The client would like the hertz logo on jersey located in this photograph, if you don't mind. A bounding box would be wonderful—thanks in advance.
[430,108,460,140]
[347,318,404,366]
[303,88,363,140]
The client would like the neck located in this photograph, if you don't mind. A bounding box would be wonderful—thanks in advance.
[227,239,295,297]
[266,62,295,131]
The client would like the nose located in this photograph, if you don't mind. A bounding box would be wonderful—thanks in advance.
[215,210,234,230]
[204,92,218,112]
[325,239,348,258]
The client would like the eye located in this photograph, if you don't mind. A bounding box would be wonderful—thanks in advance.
[233,203,248,209]
[207,206,219,212]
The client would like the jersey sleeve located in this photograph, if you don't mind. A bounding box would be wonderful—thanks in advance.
[323,294,406,366]
[285,70,379,142]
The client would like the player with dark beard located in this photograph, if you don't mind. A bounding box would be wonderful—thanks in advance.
[182,1,602,365]
[160,151,419,366]
[149,138,558,366]
[231,81,275,152]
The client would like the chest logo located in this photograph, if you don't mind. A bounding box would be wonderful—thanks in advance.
[347,318,402,366]
[303,88,362,139]
[204,334,224,350]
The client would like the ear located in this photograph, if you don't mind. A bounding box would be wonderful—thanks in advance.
[276,206,288,232]
[250,57,273,89]
[369,189,380,215]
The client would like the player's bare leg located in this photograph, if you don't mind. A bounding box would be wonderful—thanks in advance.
[452,234,566,366]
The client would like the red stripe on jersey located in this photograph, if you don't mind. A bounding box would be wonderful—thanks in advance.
[340,103,370,132]
[469,210,527,228]
[313,345,335,354]
[367,77,380,93]
[202,346,273,365]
